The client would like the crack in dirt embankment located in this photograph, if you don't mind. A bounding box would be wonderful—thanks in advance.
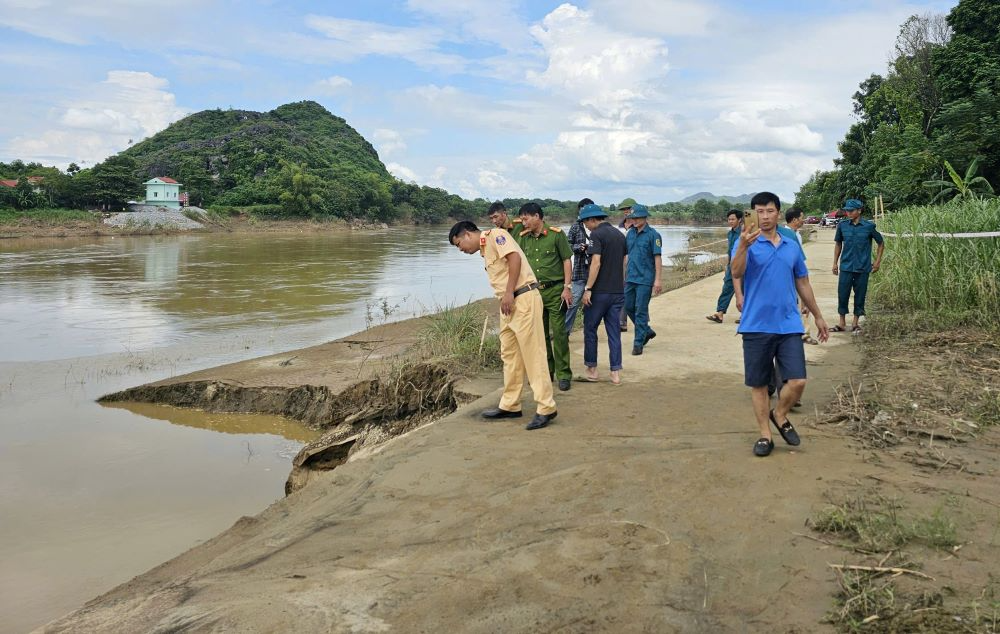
[100,362,459,494]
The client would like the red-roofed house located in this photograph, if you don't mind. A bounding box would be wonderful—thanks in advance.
[143,177,183,208]
[0,176,44,191]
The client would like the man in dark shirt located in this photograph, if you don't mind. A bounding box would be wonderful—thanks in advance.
[565,197,594,335]
[579,203,627,385]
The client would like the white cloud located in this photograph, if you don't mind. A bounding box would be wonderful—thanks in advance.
[386,162,418,182]
[314,75,353,95]
[526,4,669,97]
[372,128,406,157]
[5,70,187,166]
[266,14,468,72]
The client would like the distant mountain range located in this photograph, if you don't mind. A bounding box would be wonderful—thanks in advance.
[676,192,755,205]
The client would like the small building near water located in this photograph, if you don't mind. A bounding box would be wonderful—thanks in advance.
[143,177,183,208]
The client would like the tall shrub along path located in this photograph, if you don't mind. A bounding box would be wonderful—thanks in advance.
[45,231,876,633]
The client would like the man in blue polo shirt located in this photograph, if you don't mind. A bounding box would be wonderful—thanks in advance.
[731,192,829,457]
[624,203,662,355]
[832,198,884,334]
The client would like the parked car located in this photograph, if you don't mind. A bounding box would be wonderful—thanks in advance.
[804,215,821,225]
[821,210,846,227]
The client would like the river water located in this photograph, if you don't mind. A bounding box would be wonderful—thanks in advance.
[0,224,724,632]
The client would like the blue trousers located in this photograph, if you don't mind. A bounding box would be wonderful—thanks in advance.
[716,267,735,313]
[624,282,653,347]
[583,292,624,371]
[564,279,586,334]
[838,271,870,316]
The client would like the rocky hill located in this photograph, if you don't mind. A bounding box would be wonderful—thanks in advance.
[121,101,394,215]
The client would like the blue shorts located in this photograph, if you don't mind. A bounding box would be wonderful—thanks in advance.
[742,333,806,387]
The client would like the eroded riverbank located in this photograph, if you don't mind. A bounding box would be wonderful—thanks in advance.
[38,232,915,632]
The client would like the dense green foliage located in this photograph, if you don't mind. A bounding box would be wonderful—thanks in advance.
[870,198,1000,331]
[794,0,999,214]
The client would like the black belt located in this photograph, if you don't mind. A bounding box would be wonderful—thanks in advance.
[536,280,564,290]
[512,282,540,297]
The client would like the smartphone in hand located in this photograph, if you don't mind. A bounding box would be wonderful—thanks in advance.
[743,209,759,234]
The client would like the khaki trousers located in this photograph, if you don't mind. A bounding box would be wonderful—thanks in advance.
[498,290,557,415]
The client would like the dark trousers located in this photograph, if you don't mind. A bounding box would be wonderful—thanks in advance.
[716,267,735,313]
[838,271,870,316]
[584,292,624,371]
[624,282,653,347]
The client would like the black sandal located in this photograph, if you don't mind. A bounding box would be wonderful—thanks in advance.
[753,438,774,457]
[769,410,801,446]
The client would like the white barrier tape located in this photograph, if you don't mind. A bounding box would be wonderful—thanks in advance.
[882,231,1000,239]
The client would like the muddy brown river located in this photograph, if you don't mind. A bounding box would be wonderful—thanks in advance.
[0,225,724,632]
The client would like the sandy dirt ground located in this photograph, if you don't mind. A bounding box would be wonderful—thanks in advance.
[43,231,992,632]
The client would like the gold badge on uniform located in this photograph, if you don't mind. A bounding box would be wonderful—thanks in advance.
[655,238,661,247]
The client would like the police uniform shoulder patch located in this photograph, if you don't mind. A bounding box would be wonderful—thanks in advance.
[549,226,562,233]
[655,238,661,247]
[496,235,507,245]
[519,228,531,237]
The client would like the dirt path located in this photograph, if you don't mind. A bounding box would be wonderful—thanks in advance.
[42,231,886,632]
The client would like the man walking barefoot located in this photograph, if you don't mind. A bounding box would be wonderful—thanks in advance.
[449,221,557,430]
[730,192,829,456]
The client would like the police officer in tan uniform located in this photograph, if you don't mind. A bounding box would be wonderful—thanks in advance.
[449,220,557,430]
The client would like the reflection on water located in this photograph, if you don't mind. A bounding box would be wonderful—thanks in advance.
[0,224,724,633]
[103,402,320,443]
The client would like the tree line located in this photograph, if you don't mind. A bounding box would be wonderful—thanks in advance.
[794,0,998,213]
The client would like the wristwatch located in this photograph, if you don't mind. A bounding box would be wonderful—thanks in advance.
[584,287,592,292]
[563,283,572,289]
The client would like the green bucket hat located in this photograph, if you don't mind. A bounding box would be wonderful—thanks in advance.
[618,197,637,209]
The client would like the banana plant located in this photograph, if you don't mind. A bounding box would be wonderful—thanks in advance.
[923,158,995,203]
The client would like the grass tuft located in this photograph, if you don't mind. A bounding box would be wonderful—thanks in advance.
[417,302,502,372]
[812,494,959,552]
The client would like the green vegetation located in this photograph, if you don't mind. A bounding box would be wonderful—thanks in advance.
[869,198,1000,331]
[924,158,996,202]
[0,208,96,224]
[417,302,502,371]
[813,494,958,552]
[794,0,999,214]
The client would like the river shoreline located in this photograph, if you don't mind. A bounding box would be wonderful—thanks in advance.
[0,211,726,239]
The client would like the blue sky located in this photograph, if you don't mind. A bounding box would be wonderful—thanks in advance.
[0,0,955,204]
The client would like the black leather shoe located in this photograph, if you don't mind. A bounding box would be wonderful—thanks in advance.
[643,330,657,345]
[481,408,522,419]
[526,411,557,430]
[558,379,571,391]
[770,410,801,446]
[631,345,643,355]
[753,437,774,457]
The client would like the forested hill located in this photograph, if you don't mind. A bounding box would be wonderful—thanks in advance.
[120,100,397,216]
